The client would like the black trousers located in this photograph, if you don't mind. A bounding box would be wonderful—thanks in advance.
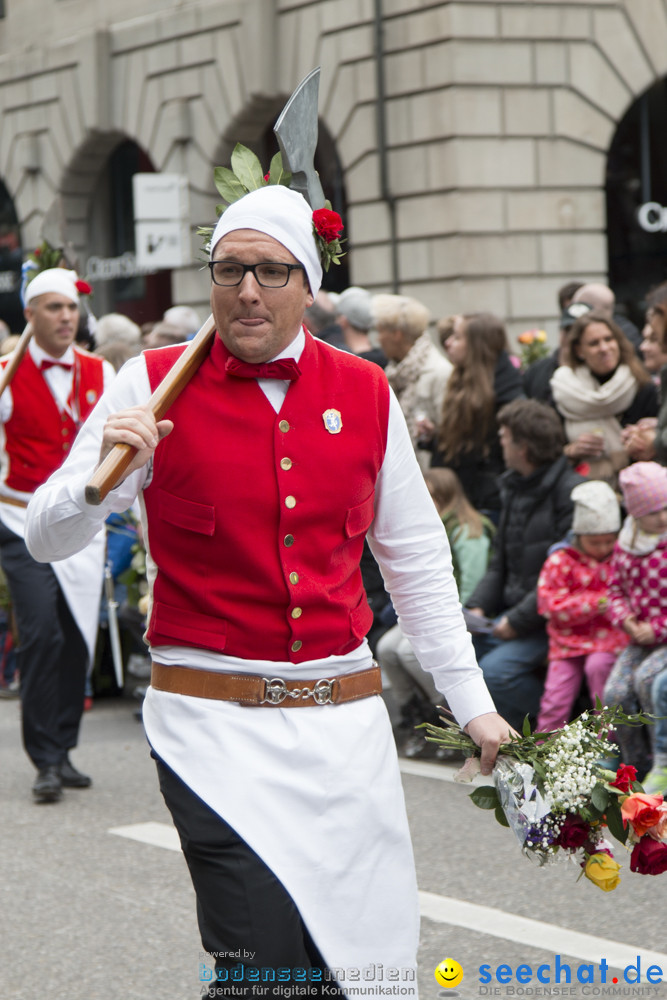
[155,757,342,999]
[0,521,88,769]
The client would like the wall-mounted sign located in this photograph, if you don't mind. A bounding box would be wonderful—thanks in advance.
[133,173,191,269]
[134,220,191,270]
[637,202,667,233]
[87,252,155,281]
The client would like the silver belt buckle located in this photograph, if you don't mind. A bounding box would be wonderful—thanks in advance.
[260,676,335,705]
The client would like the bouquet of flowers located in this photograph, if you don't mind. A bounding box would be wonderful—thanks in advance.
[516,328,550,369]
[423,705,667,891]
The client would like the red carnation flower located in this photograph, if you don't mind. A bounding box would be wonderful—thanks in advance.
[263,173,270,182]
[75,280,92,295]
[313,208,343,243]
[630,837,667,875]
[610,763,637,793]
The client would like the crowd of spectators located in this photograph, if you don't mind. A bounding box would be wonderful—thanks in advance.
[5,277,667,794]
[306,277,667,793]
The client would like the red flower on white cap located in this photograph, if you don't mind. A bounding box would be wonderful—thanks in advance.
[75,279,92,295]
[312,207,345,271]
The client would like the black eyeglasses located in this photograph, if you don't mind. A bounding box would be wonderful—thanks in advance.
[208,261,305,288]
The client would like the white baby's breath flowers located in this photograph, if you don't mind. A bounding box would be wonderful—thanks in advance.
[541,718,613,812]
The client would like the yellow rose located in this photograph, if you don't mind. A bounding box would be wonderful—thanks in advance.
[584,853,621,892]
[536,330,547,342]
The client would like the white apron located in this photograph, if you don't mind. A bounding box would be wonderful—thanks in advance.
[142,650,420,994]
[0,501,105,664]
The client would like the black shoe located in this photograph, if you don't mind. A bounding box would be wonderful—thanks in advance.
[59,756,92,788]
[33,765,62,803]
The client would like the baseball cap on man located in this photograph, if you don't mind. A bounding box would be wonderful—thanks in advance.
[336,287,373,331]
[560,301,592,329]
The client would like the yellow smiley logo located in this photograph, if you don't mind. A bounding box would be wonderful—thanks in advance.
[434,959,463,989]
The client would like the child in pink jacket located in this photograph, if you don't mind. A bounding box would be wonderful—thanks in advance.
[536,480,628,732]
[603,462,667,776]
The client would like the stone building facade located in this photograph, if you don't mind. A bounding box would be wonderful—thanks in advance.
[0,0,666,342]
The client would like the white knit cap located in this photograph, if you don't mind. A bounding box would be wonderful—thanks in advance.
[571,480,621,535]
[209,186,322,296]
[25,268,81,305]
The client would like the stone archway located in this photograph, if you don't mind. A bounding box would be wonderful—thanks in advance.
[606,76,667,326]
[58,133,172,323]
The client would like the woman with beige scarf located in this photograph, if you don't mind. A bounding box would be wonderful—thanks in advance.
[550,311,657,482]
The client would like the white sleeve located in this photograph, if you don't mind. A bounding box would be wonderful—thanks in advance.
[25,355,152,562]
[368,390,496,728]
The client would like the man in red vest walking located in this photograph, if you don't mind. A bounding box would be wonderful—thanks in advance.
[26,192,510,990]
[0,268,113,803]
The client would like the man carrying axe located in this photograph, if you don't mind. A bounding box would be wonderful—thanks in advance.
[25,66,510,989]
[0,267,114,803]
[26,185,510,989]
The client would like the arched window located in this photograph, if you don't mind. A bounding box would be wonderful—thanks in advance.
[607,77,667,326]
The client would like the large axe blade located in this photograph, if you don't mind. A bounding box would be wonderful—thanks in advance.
[41,195,80,272]
[274,67,326,210]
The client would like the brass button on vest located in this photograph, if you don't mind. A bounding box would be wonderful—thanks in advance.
[284,534,294,547]
[285,496,296,509]
[291,607,303,619]
[291,640,302,652]
[280,457,292,470]
[279,420,290,432]
[289,572,299,585]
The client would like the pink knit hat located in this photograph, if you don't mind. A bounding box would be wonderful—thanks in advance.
[619,462,667,518]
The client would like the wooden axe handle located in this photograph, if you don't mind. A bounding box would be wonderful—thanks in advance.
[0,322,33,398]
[84,313,217,506]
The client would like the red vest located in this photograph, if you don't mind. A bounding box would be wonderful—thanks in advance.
[143,331,390,663]
[2,349,105,493]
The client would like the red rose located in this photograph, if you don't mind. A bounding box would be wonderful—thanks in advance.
[555,813,592,850]
[312,208,343,243]
[630,837,667,875]
[75,280,92,295]
[610,764,637,793]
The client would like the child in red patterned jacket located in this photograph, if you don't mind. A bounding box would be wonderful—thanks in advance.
[603,462,667,777]
[536,480,627,732]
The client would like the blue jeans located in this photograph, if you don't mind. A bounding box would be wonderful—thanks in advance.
[472,628,548,731]
[651,670,667,766]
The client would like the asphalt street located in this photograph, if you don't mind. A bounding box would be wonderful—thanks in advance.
[1,692,666,1000]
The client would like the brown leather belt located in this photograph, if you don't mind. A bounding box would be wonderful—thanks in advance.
[0,494,28,509]
[150,660,382,707]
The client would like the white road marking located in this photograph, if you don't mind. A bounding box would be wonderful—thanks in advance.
[109,820,181,851]
[420,891,667,972]
[109,821,667,972]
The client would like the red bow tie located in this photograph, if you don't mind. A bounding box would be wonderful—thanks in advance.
[225,356,301,381]
[40,359,73,372]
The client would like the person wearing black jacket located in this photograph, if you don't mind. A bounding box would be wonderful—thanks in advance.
[466,399,585,730]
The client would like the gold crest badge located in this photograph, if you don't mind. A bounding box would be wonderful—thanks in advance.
[322,409,342,434]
